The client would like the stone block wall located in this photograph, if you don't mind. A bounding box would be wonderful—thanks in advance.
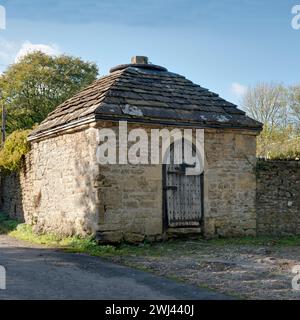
[95,164,163,243]
[1,125,100,237]
[94,123,258,241]
[0,122,260,242]
[94,122,163,243]
[256,160,300,236]
[0,122,165,242]
[203,129,257,238]
[29,126,100,236]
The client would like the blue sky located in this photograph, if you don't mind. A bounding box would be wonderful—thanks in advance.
[0,0,299,104]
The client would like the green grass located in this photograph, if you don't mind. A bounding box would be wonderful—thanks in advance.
[209,235,300,247]
[0,212,19,234]
[0,212,129,257]
[1,212,300,260]
[0,212,178,257]
[9,223,129,257]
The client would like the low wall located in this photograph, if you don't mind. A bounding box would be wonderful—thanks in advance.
[0,171,23,220]
[256,160,300,236]
[0,154,34,222]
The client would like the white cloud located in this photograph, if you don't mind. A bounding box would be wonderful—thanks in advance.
[15,41,61,62]
[0,38,17,63]
[231,82,248,98]
[0,38,17,73]
[0,38,61,73]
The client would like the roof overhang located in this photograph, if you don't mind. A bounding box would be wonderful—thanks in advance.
[28,114,262,142]
[28,115,96,142]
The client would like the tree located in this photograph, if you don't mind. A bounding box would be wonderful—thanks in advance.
[0,51,98,134]
[256,123,297,158]
[289,85,300,125]
[0,129,31,171]
[242,83,288,128]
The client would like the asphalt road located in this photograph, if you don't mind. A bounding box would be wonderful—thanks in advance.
[0,235,230,300]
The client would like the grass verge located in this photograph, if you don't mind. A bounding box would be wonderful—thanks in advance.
[0,212,19,234]
[0,212,178,257]
[1,212,300,259]
[209,235,300,246]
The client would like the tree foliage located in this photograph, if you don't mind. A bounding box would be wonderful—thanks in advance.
[0,129,31,171]
[242,83,300,159]
[242,83,288,128]
[0,51,98,134]
[256,124,300,159]
[289,85,300,124]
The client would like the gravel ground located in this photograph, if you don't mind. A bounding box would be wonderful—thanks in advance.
[109,241,300,300]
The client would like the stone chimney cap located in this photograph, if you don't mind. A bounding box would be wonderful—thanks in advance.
[131,56,149,64]
[109,56,167,73]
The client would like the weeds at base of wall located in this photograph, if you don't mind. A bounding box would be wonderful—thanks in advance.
[0,212,120,256]
[0,212,19,234]
[1,212,300,260]
[0,212,172,257]
[11,224,121,257]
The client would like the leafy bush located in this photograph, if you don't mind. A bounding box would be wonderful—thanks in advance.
[0,129,31,171]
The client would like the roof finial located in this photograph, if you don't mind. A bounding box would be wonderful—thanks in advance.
[131,56,148,65]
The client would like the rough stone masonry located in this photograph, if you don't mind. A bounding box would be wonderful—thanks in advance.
[0,122,259,242]
[257,160,300,236]
[0,56,264,242]
[3,148,299,242]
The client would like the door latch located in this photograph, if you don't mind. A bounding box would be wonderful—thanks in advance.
[164,186,178,191]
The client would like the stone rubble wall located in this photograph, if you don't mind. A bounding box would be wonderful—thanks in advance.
[0,171,24,220]
[0,153,34,222]
[256,160,300,236]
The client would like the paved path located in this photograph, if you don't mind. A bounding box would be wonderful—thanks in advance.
[0,235,230,300]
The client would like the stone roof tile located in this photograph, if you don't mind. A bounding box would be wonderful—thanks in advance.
[29,63,262,140]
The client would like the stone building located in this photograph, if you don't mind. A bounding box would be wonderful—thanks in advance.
[3,56,263,242]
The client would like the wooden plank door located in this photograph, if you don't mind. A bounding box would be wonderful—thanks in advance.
[164,143,202,228]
